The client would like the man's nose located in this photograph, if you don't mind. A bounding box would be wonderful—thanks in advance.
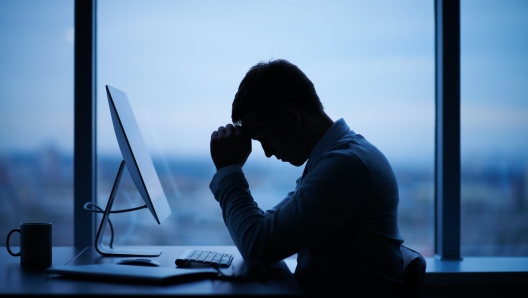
[260,141,275,158]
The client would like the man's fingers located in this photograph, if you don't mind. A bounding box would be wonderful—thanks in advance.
[225,124,235,134]
[217,126,226,137]
[211,126,224,140]
[212,124,245,142]
[215,124,239,138]
[210,123,252,170]
[211,130,219,140]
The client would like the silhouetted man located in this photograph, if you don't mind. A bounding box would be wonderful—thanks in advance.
[209,59,404,296]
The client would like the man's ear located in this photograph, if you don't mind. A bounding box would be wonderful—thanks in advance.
[284,108,301,127]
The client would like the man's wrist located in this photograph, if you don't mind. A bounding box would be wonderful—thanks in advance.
[215,162,243,172]
[215,164,242,175]
[210,164,243,195]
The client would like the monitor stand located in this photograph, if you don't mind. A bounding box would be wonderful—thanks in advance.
[95,160,162,257]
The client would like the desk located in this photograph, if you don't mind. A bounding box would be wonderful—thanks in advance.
[1,246,303,296]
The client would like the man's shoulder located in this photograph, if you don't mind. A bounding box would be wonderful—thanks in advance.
[315,140,366,172]
[321,131,388,168]
[326,130,367,155]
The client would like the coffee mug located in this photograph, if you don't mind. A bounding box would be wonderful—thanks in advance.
[6,223,52,268]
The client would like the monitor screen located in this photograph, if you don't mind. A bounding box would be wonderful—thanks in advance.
[106,85,171,225]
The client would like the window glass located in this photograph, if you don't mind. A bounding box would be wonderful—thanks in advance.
[97,0,434,254]
[0,0,74,245]
[461,0,528,255]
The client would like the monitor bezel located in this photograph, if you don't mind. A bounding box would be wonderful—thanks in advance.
[106,85,171,225]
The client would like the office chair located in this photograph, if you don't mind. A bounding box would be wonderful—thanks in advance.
[400,245,426,298]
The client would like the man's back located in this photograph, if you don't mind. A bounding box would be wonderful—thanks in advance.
[291,122,403,295]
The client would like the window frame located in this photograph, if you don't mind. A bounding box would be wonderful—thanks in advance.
[72,0,462,258]
[72,0,528,284]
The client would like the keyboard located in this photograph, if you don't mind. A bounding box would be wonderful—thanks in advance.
[175,249,234,268]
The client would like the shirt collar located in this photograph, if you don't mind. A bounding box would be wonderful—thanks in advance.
[304,118,351,174]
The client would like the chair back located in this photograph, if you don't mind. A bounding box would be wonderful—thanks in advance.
[400,245,426,297]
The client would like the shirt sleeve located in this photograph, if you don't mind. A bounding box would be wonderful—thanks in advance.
[209,151,369,264]
[209,164,243,192]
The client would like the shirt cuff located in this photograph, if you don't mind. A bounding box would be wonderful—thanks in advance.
[209,164,243,194]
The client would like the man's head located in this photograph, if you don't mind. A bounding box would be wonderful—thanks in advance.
[232,59,323,123]
[231,60,329,166]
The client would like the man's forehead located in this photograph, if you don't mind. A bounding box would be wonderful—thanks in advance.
[236,112,266,138]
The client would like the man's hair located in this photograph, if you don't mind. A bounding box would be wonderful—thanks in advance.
[231,59,324,123]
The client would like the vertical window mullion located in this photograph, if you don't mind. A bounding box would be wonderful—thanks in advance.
[435,0,461,260]
[74,0,97,248]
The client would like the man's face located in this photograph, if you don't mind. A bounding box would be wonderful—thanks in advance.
[238,111,309,167]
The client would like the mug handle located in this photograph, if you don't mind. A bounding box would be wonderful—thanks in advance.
[6,229,21,256]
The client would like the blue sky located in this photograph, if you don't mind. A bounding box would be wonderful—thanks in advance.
[97,0,435,166]
[1,0,527,168]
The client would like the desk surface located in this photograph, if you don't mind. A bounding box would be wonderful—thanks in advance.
[1,246,303,296]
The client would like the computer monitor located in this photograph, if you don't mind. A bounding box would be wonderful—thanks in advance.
[93,85,171,256]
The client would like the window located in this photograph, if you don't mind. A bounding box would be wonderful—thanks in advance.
[6,0,524,260]
[96,0,435,252]
[461,0,528,256]
[0,0,74,245]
